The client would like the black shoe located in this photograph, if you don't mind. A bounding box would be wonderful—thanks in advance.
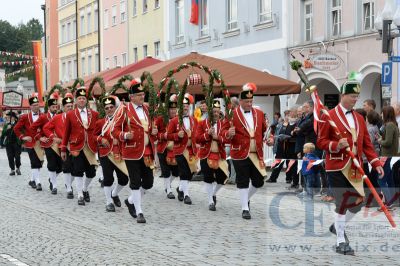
[209,203,216,211]
[78,196,85,206]
[265,178,276,183]
[137,213,146,223]
[242,210,251,219]
[167,192,175,199]
[176,187,184,201]
[184,195,192,205]
[67,191,74,199]
[16,168,21,175]
[112,195,122,207]
[36,183,42,191]
[29,181,36,189]
[329,223,349,244]
[9,171,15,176]
[49,178,53,191]
[213,195,217,206]
[83,191,90,202]
[336,242,355,255]
[106,203,116,212]
[51,188,57,195]
[286,180,292,184]
[125,199,137,218]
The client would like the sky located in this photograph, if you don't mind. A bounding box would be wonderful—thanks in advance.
[0,0,44,26]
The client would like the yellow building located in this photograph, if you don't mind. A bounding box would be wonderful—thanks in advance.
[77,0,100,78]
[58,0,77,83]
[127,0,165,63]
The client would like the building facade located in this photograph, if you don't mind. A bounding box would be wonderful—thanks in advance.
[58,0,78,84]
[44,0,60,90]
[166,0,288,115]
[101,0,129,70]
[77,0,100,77]
[287,0,391,111]
[127,0,166,63]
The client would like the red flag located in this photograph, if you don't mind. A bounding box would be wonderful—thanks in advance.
[306,160,316,171]
[285,159,296,173]
[190,0,199,25]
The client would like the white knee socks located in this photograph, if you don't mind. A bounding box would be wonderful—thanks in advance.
[83,177,93,192]
[130,189,143,214]
[103,186,113,205]
[64,173,72,192]
[213,183,223,196]
[32,169,41,184]
[248,184,257,200]
[112,184,124,197]
[180,180,189,197]
[240,189,249,211]
[334,212,346,245]
[49,171,57,189]
[205,183,214,204]
[75,176,83,197]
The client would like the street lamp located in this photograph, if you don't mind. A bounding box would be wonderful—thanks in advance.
[375,0,400,56]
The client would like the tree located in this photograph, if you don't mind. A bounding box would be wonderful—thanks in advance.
[0,18,44,82]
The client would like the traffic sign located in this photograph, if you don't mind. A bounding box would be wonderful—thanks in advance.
[390,56,400,62]
[381,62,393,86]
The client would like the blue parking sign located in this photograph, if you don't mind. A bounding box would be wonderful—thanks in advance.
[381,62,392,86]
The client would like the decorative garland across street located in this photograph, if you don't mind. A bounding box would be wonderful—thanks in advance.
[159,77,179,124]
[68,78,85,94]
[141,71,157,121]
[110,75,133,95]
[157,61,232,126]
[88,76,106,118]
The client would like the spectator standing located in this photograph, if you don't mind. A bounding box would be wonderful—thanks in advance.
[1,112,21,175]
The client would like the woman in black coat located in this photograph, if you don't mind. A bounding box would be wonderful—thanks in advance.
[1,112,21,175]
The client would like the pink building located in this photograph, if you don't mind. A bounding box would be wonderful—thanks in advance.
[288,0,392,110]
[44,0,59,90]
[101,0,128,71]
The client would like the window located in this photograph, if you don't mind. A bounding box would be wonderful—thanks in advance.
[133,47,138,62]
[112,5,117,26]
[95,53,99,71]
[304,1,312,41]
[227,0,238,30]
[143,45,148,57]
[62,62,66,81]
[133,0,137,16]
[73,20,76,39]
[122,53,127,66]
[155,0,160,8]
[121,1,126,22]
[68,61,72,80]
[175,0,184,43]
[259,0,272,23]
[363,1,375,31]
[61,24,65,43]
[80,14,85,36]
[200,0,209,36]
[67,22,71,41]
[331,0,342,36]
[73,59,77,78]
[87,11,91,33]
[113,55,118,67]
[81,57,86,76]
[143,0,148,13]
[88,55,92,75]
[104,9,109,29]
[154,41,160,58]
[105,57,110,69]
[94,8,99,31]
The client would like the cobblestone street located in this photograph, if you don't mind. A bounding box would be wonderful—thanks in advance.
[0,151,399,265]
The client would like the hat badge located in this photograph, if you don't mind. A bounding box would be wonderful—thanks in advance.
[104,98,112,104]
[79,90,86,96]
[246,91,252,98]
[66,98,72,103]
[214,102,220,108]
[33,97,38,102]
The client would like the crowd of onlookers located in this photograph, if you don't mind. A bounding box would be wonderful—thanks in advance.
[264,99,400,211]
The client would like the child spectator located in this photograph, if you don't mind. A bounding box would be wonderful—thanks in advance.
[301,143,320,200]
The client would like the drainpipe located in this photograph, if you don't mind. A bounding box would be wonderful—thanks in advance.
[97,0,101,71]
[41,4,47,92]
[76,0,79,78]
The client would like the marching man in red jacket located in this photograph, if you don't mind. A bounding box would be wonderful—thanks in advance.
[43,93,75,199]
[196,99,230,211]
[31,94,62,195]
[225,83,267,220]
[317,81,384,255]
[61,87,99,206]
[113,79,157,223]
[95,95,129,212]
[166,93,198,205]
[14,94,44,191]
[154,94,179,199]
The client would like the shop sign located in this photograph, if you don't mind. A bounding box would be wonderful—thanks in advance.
[309,53,343,71]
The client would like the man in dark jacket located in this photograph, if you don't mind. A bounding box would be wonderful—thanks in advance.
[2,111,22,175]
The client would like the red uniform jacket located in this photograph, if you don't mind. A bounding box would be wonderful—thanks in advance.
[154,116,170,153]
[43,113,66,140]
[196,119,229,160]
[317,105,381,171]
[14,112,40,148]
[112,103,155,160]
[61,108,98,153]
[94,117,119,157]
[166,116,197,156]
[227,107,266,160]
[31,112,54,148]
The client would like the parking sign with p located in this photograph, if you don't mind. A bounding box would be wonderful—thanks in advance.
[381,62,392,86]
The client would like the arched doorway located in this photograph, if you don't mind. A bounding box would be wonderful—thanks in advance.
[295,70,340,109]
[359,63,382,112]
